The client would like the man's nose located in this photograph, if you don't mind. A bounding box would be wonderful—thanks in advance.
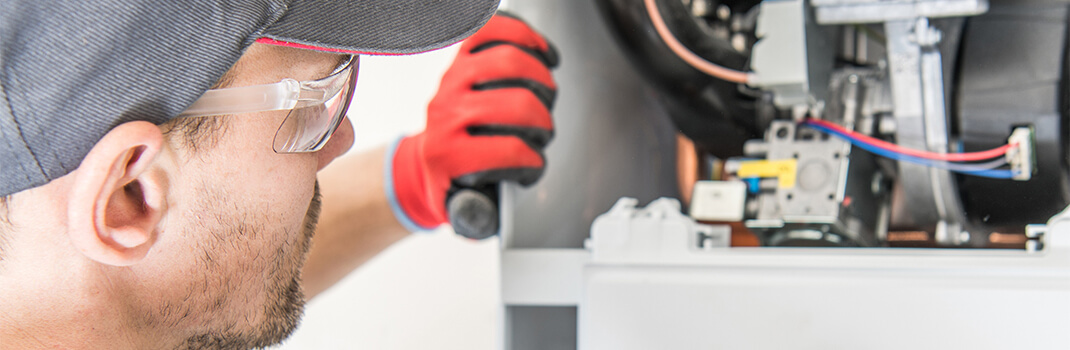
[316,116,355,171]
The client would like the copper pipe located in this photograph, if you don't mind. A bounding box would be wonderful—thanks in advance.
[677,133,699,207]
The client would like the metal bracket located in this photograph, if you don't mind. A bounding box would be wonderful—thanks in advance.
[812,0,988,24]
[883,17,974,246]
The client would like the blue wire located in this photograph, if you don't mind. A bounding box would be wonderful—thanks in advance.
[804,123,1016,180]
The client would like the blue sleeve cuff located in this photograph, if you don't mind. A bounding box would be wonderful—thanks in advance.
[384,136,436,233]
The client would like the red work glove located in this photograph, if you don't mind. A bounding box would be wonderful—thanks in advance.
[387,13,559,232]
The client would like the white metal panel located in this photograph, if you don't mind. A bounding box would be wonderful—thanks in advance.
[580,262,1070,350]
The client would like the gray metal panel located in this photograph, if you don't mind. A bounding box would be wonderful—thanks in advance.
[500,1,679,349]
[502,0,680,249]
[505,306,578,350]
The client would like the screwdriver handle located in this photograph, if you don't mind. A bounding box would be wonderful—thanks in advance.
[446,184,500,240]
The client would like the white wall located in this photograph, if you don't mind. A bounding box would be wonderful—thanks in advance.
[275,45,500,350]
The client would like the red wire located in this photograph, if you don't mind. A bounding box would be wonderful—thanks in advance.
[643,0,750,83]
[805,119,1013,162]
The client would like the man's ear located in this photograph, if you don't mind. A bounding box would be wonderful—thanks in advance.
[68,121,167,266]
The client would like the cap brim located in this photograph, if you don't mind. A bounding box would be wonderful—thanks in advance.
[260,0,500,55]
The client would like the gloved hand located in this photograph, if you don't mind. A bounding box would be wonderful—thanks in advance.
[387,13,559,232]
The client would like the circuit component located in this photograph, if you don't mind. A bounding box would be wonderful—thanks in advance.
[1006,126,1036,181]
[689,181,747,222]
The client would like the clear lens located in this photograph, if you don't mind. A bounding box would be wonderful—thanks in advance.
[271,57,357,153]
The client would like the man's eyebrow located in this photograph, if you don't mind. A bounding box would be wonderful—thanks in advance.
[209,53,348,91]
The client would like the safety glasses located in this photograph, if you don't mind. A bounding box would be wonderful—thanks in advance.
[178,55,358,153]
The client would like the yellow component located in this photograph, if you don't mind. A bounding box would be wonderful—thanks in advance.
[737,159,797,188]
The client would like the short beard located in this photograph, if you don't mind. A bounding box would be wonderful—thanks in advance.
[176,182,323,349]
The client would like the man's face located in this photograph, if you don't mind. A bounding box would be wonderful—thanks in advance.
[127,44,354,348]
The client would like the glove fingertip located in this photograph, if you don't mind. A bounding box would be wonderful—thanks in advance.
[486,11,558,67]
[517,166,545,187]
[542,38,561,68]
[471,79,557,110]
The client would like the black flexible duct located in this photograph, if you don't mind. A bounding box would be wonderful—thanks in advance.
[953,1,1070,234]
[593,0,763,157]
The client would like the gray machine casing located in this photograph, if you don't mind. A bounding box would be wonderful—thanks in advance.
[498,0,1070,349]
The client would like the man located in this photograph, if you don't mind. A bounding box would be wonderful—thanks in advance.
[0,0,557,348]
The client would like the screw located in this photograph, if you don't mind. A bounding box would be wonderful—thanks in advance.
[732,33,747,52]
[717,4,731,21]
[871,172,885,195]
[910,18,942,47]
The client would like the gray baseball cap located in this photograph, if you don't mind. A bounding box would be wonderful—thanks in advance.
[0,0,499,197]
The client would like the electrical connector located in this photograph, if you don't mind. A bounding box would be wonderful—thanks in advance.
[1006,126,1036,181]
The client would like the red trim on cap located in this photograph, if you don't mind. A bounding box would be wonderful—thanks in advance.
[256,37,408,55]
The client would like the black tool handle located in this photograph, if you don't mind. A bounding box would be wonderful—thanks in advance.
[446,184,500,240]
